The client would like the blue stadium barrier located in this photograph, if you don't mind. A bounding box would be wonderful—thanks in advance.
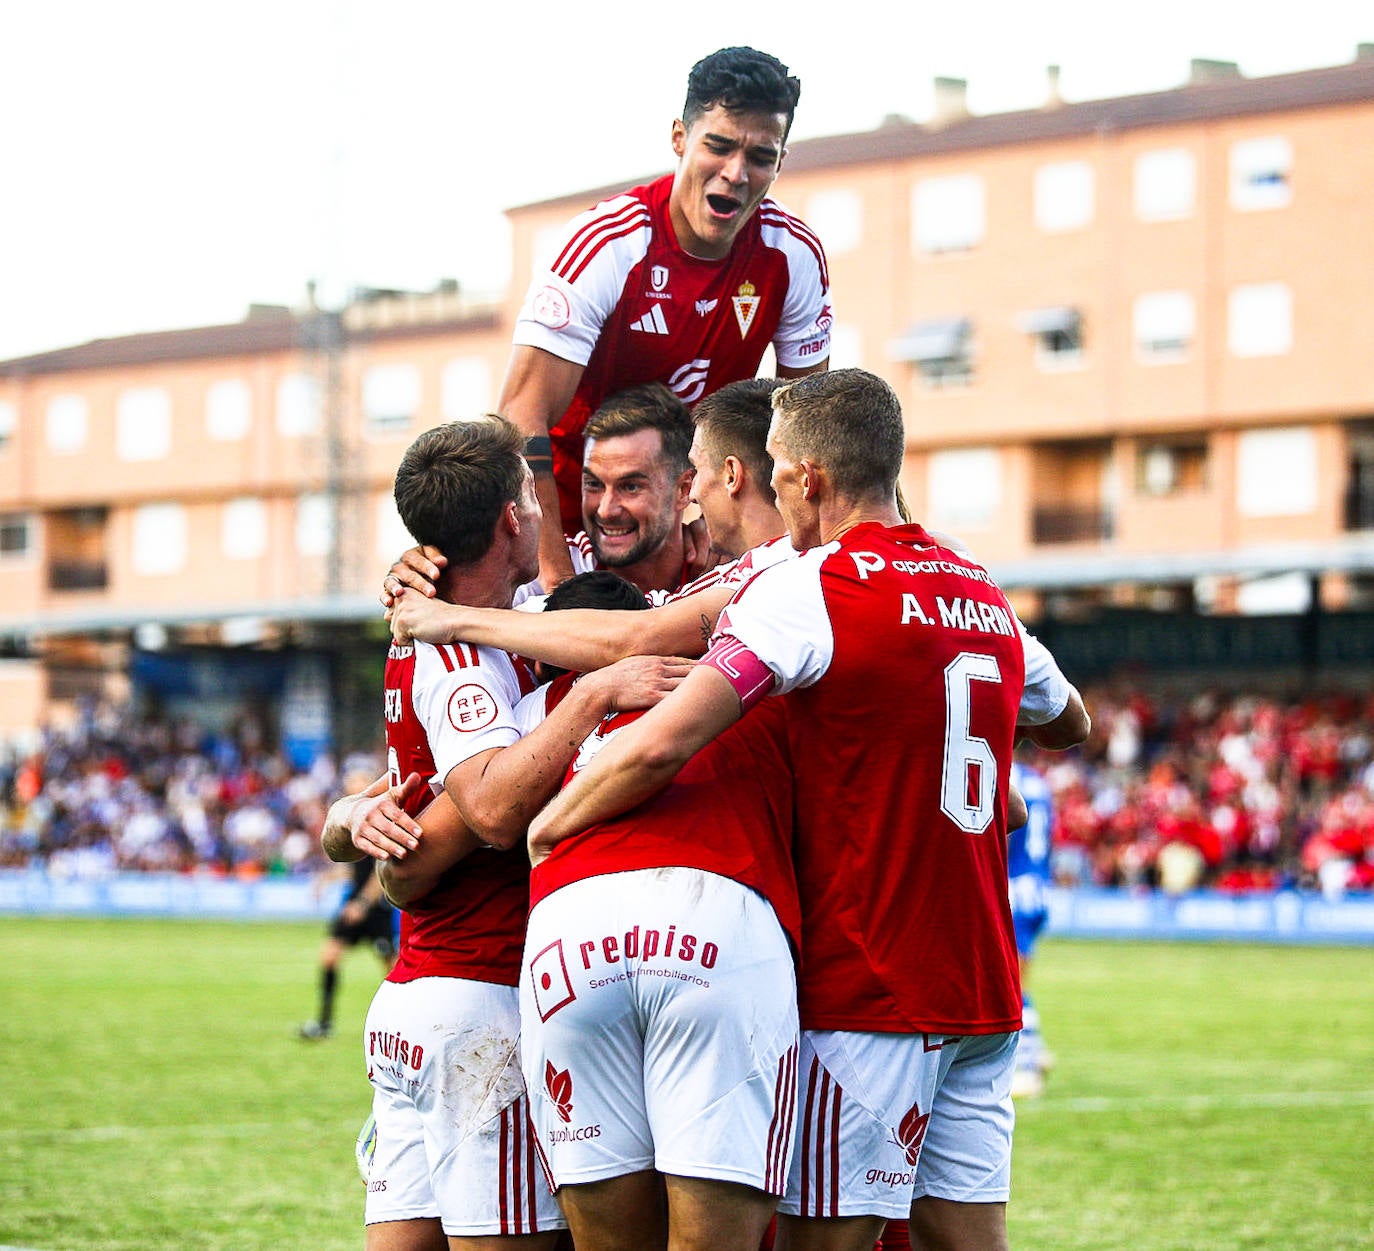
[2,871,1372,943]
[0,868,343,921]
[1047,886,1374,945]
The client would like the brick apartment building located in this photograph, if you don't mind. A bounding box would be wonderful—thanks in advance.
[2,49,1372,749]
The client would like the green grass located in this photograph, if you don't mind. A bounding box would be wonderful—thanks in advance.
[1,921,1371,1249]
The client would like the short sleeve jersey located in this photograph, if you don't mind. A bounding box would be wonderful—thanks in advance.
[528,697,800,956]
[382,638,540,986]
[712,523,1056,1036]
[513,175,831,531]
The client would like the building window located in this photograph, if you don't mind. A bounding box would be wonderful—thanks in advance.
[440,358,494,423]
[276,373,322,436]
[805,189,863,255]
[363,364,422,437]
[206,379,252,441]
[1016,306,1083,367]
[911,175,985,254]
[1133,291,1195,361]
[46,507,107,590]
[222,497,268,561]
[1237,427,1316,517]
[1230,136,1292,211]
[0,400,15,452]
[1228,283,1292,358]
[132,503,188,576]
[1034,161,1094,233]
[1137,440,1208,496]
[891,317,973,388]
[1134,148,1196,221]
[116,387,172,461]
[46,395,88,454]
[1344,422,1374,532]
[0,513,34,561]
[928,448,1000,532]
[296,493,334,557]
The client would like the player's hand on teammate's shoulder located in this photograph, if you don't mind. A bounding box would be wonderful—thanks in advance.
[584,654,697,713]
[380,545,446,609]
[349,772,426,861]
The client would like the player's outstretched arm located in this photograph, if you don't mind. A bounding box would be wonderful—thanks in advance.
[390,583,734,672]
[377,791,486,908]
[528,664,743,864]
[443,654,695,851]
[500,344,586,591]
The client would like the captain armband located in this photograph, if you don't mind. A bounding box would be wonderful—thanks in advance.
[524,434,553,472]
[701,636,777,714]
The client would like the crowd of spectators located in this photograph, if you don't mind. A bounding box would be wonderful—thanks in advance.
[3,687,1373,897]
[0,698,378,883]
[1025,684,1374,898]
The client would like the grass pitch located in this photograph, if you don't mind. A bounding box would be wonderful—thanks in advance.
[0,918,1370,1250]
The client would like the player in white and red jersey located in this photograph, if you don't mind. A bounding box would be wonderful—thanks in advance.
[529,371,1090,1251]
[321,417,690,1251]
[501,46,830,590]
[517,696,800,1251]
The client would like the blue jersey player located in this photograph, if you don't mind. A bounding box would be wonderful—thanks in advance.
[1008,755,1054,1097]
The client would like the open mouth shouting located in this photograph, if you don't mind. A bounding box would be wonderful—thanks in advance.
[706,192,743,221]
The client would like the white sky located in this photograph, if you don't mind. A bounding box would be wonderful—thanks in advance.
[1,0,1369,360]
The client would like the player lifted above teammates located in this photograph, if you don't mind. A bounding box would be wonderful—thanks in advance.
[503,45,831,589]
[530,369,1089,1251]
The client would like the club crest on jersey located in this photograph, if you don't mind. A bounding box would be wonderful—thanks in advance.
[732,281,760,338]
[650,264,670,292]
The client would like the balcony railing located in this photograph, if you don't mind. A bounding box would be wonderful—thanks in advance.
[1032,505,1115,545]
[48,560,108,591]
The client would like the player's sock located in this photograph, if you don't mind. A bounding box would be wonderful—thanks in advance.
[319,966,338,1029]
[877,1219,911,1250]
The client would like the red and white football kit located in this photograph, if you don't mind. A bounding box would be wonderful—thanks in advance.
[705,522,1075,1217]
[519,697,801,1193]
[363,638,564,1237]
[513,174,831,532]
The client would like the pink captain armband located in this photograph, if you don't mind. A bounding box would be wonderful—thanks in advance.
[700,636,777,713]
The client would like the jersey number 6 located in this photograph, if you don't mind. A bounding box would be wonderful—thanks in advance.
[940,652,1002,834]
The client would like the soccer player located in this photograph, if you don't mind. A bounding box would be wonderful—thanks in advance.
[517,684,801,1251]
[322,416,690,1251]
[1008,749,1056,1099]
[528,370,1089,1251]
[502,45,831,589]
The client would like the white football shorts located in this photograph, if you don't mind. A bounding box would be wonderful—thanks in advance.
[780,1028,1017,1220]
[362,976,565,1237]
[520,867,799,1193]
